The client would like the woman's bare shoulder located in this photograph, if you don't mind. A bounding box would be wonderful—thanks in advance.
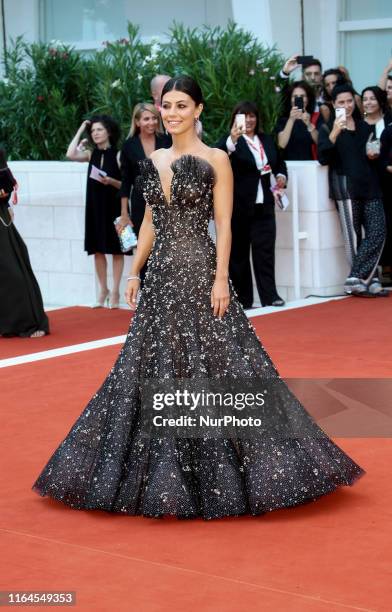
[207,147,231,172]
[150,147,171,162]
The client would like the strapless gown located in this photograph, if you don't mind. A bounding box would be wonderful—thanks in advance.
[32,155,364,519]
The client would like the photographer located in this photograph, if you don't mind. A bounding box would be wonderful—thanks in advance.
[217,101,287,308]
[279,55,323,108]
[318,85,386,296]
[276,81,319,160]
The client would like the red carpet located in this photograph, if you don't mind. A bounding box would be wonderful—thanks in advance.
[0,307,132,360]
[1,299,391,611]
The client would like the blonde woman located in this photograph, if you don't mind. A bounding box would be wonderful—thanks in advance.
[118,103,170,280]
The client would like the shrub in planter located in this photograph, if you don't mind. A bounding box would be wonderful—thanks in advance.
[0,22,284,158]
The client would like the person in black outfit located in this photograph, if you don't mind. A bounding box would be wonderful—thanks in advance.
[66,115,123,309]
[380,124,392,281]
[318,85,386,296]
[276,81,319,161]
[320,69,363,125]
[0,149,49,337]
[118,102,170,237]
[217,101,287,308]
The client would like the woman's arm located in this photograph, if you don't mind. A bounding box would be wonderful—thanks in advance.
[317,122,341,165]
[211,148,233,319]
[66,121,91,162]
[100,176,121,189]
[117,145,133,228]
[380,127,392,174]
[99,150,122,190]
[124,205,155,309]
[271,138,288,186]
[378,58,392,90]
[277,109,301,149]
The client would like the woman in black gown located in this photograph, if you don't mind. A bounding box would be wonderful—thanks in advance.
[66,116,123,309]
[33,76,364,520]
[118,103,170,282]
[0,150,49,338]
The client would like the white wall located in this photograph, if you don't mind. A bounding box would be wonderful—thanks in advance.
[3,0,40,41]
[8,160,348,307]
[231,0,273,46]
[269,0,302,58]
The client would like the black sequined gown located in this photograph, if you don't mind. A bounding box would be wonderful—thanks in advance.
[33,155,365,519]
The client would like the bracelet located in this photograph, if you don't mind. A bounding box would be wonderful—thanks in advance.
[127,275,141,281]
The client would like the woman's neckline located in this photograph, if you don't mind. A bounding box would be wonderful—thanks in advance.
[146,154,215,206]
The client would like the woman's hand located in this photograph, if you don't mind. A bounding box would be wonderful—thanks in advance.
[100,175,113,186]
[80,119,90,132]
[230,124,244,144]
[275,175,286,189]
[211,278,230,319]
[0,189,9,199]
[329,116,346,143]
[125,278,140,310]
[289,106,303,121]
[367,150,380,161]
[115,214,133,234]
[301,111,311,126]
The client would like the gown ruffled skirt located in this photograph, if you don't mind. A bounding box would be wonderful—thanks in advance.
[32,156,365,519]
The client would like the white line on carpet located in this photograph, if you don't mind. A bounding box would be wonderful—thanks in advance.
[0,336,126,369]
[0,296,346,370]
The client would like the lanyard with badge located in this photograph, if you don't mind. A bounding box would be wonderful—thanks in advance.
[245,136,271,175]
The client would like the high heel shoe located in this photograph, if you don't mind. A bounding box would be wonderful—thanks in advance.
[92,289,109,308]
[109,291,120,309]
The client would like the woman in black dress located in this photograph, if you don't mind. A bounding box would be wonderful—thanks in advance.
[217,101,287,308]
[276,81,319,160]
[0,149,49,337]
[66,115,123,308]
[118,103,170,282]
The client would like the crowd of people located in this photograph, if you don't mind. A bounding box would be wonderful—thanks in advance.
[1,53,392,338]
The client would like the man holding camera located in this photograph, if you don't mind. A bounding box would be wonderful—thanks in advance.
[279,54,324,110]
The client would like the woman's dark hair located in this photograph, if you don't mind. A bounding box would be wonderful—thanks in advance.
[331,84,356,102]
[0,147,8,169]
[161,75,204,105]
[284,80,315,115]
[85,114,121,147]
[229,101,260,133]
[329,84,362,124]
[361,85,387,113]
[322,68,347,101]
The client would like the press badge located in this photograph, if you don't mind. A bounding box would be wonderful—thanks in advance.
[260,164,272,175]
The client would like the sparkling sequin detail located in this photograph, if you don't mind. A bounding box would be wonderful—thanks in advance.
[32,155,365,519]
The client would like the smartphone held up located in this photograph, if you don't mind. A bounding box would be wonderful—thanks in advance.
[235,114,246,133]
[294,96,304,111]
[335,107,346,125]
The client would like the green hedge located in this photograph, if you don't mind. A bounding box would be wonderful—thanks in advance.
[0,22,284,160]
